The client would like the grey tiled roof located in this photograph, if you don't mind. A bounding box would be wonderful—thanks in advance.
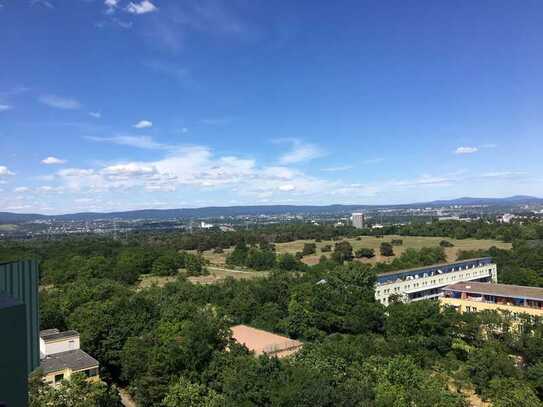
[40,349,98,374]
[444,281,543,301]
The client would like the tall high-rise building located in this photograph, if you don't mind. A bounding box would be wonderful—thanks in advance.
[0,292,28,407]
[352,212,365,229]
[0,260,40,373]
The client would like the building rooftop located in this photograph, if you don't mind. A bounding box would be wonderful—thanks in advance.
[376,257,493,284]
[443,281,543,301]
[230,325,303,358]
[40,329,79,342]
[40,349,98,374]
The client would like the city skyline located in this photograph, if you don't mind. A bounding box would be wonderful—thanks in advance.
[1,1,542,214]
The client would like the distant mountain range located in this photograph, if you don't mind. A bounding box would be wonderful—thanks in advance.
[1,195,542,223]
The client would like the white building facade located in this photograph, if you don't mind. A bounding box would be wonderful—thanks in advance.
[375,257,497,306]
[352,212,365,229]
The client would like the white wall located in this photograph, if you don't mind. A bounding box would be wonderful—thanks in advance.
[41,335,80,357]
[375,264,497,305]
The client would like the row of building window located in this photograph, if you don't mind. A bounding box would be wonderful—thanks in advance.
[376,267,493,298]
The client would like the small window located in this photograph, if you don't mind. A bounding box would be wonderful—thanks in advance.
[84,368,99,378]
[54,373,64,383]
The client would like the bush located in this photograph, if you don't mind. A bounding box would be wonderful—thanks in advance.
[321,245,332,252]
[302,243,317,256]
[440,240,454,248]
[391,239,403,246]
[332,241,354,263]
[246,248,276,271]
[277,253,305,271]
[380,242,394,257]
[355,248,375,258]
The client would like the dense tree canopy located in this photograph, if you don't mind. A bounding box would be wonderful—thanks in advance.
[7,219,543,405]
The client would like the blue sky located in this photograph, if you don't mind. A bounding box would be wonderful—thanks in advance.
[0,0,542,214]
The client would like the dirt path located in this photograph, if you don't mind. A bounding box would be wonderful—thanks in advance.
[119,388,137,407]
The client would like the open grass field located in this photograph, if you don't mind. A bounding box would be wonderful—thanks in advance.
[0,224,17,232]
[196,235,512,267]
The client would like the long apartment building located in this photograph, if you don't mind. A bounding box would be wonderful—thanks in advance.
[441,281,543,318]
[375,257,497,305]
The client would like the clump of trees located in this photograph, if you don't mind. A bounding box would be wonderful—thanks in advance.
[226,241,306,272]
[331,241,354,263]
[321,244,332,252]
[380,242,394,257]
[302,242,317,256]
[152,251,207,277]
[355,248,375,258]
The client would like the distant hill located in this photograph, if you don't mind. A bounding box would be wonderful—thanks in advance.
[427,195,543,206]
[0,196,541,223]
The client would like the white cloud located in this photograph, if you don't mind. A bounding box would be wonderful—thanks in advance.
[277,139,325,164]
[89,112,101,119]
[104,0,119,13]
[454,146,478,155]
[0,104,11,112]
[322,165,352,172]
[133,120,153,129]
[0,166,15,176]
[14,186,30,193]
[37,186,64,194]
[30,0,53,8]
[279,184,296,192]
[101,163,157,176]
[39,94,81,110]
[41,156,66,165]
[126,0,157,14]
[85,135,167,150]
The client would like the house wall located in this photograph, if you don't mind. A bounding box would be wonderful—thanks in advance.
[43,365,100,387]
[41,336,80,356]
[440,297,543,317]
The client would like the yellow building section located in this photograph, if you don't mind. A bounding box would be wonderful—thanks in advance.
[440,297,543,318]
[43,365,100,387]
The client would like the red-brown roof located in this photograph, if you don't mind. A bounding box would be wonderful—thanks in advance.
[230,325,302,358]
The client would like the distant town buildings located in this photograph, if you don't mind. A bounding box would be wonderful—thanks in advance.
[39,329,100,387]
[374,258,497,306]
[498,213,516,223]
[352,212,365,229]
[441,282,543,318]
[230,325,303,358]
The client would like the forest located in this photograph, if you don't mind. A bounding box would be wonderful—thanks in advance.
[1,220,543,406]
